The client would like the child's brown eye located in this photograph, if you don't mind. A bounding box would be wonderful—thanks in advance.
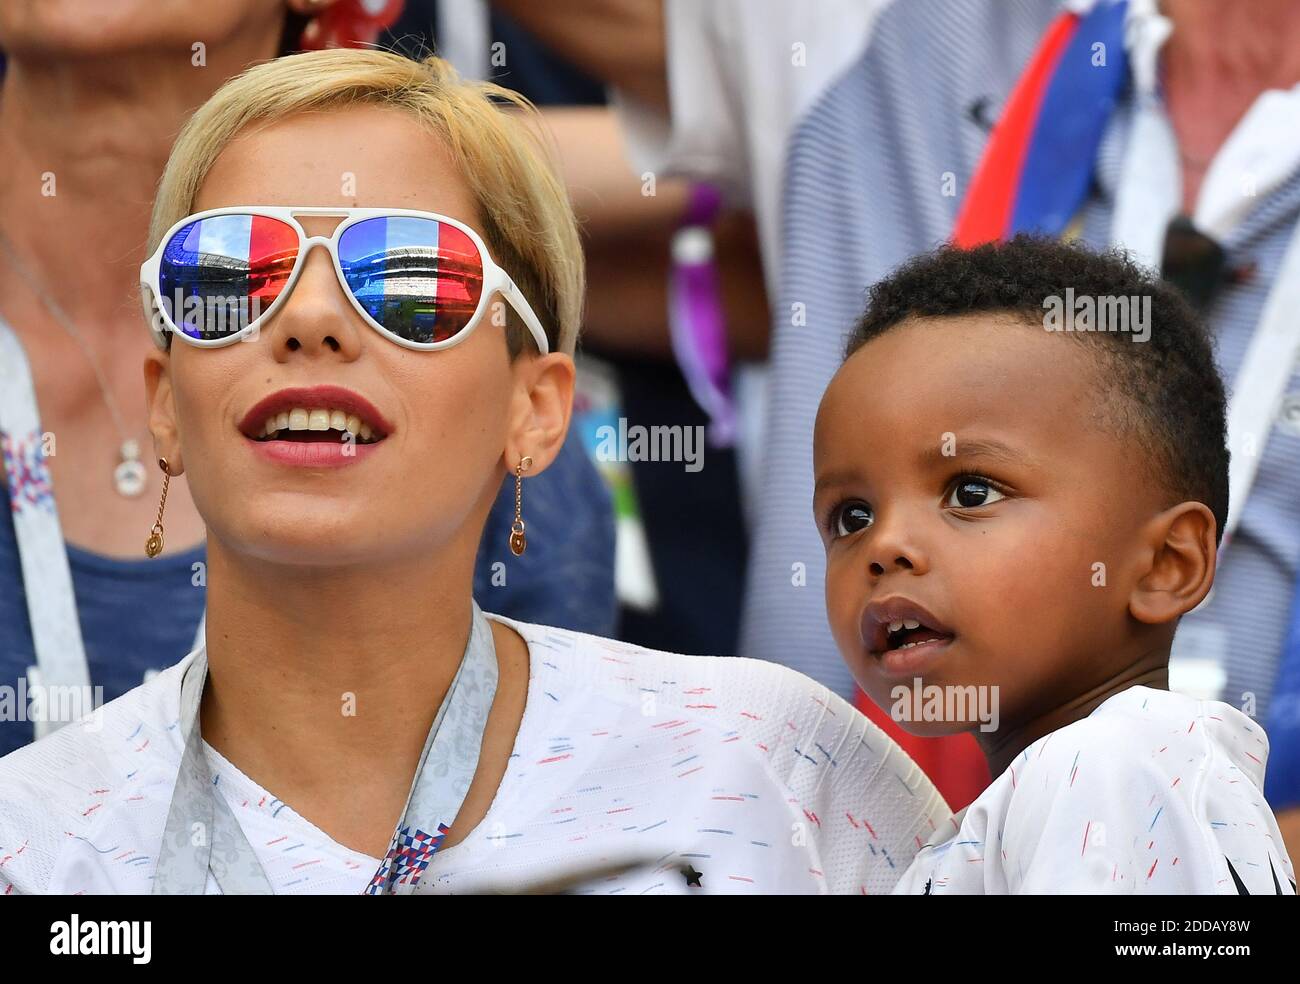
[833,502,874,537]
[946,478,1005,509]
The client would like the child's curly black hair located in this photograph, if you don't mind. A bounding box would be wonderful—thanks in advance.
[845,234,1230,543]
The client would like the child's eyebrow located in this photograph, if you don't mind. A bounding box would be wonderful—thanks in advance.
[813,468,862,495]
[919,438,1028,466]
[813,438,1031,495]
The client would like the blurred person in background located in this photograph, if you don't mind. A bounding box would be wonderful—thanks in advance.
[0,0,614,756]
[498,0,890,520]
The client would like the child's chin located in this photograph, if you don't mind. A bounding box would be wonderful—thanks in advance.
[892,719,974,739]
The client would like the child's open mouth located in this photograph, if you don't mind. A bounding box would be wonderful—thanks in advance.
[884,619,951,651]
[861,599,956,675]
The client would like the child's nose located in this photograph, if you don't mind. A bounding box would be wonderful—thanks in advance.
[869,554,916,577]
[865,514,928,577]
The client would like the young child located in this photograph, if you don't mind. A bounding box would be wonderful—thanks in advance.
[813,235,1296,894]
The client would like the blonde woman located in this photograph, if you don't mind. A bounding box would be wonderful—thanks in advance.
[0,49,948,895]
[0,0,614,761]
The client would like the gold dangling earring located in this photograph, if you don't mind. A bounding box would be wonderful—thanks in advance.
[509,455,533,556]
[145,457,171,558]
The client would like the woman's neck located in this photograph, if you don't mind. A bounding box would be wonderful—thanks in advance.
[198,536,532,858]
[199,539,481,782]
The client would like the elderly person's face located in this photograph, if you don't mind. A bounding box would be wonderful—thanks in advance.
[144,105,562,569]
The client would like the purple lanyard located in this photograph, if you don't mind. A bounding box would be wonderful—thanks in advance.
[669,183,736,447]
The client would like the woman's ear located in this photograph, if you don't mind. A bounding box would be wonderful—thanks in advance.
[1129,501,1218,625]
[143,349,185,475]
[505,351,575,475]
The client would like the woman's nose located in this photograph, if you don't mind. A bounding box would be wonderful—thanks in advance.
[265,240,364,359]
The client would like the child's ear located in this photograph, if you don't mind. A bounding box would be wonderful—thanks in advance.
[1129,501,1218,625]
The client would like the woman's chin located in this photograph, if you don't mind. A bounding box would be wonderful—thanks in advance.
[217,514,401,568]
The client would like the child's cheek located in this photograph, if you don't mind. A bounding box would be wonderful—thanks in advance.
[823,550,871,675]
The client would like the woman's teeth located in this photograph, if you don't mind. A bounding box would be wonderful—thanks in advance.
[887,618,922,633]
[257,407,376,442]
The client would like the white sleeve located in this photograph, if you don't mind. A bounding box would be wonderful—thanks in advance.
[1002,717,1294,894]
[806,706,952,895]
[610,0,749,200]
[754,664,952,894]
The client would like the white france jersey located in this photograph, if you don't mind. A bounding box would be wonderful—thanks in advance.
[0,614,950,895]
[892,686,1295,895]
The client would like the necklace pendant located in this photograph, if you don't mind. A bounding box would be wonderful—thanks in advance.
[115,439,147,498]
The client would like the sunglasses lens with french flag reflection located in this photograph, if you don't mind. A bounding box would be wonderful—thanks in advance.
[157,213,486,345]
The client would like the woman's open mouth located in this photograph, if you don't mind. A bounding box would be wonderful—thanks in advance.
[238,385,391,467]
[252,407,384,444]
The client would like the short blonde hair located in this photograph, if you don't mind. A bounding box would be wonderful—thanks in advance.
[147,48,584,355]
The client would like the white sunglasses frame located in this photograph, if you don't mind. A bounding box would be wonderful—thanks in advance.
[139,205,550,355]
